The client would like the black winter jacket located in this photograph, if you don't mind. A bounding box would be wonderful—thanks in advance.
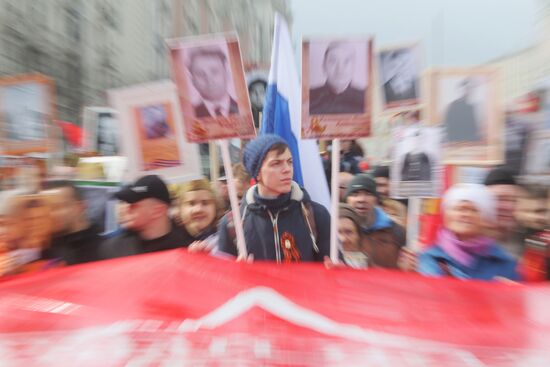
[218,182,330,262]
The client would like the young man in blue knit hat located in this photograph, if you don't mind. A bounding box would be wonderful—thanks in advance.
[218,134,331,262]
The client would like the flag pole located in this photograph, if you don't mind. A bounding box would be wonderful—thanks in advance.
[330,139,340,263]
[218,139,247,258]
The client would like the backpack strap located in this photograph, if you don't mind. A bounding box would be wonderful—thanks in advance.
[301,202,319,254]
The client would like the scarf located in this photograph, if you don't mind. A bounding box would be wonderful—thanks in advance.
[437,228,493,267]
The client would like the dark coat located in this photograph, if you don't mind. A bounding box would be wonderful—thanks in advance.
[360,207,406,269]
[42,225,103,265]
[309,83,365,115]
[99,221,193,260]
[401,152,432,181]
[443,97,481,142]
[218,182,330,262]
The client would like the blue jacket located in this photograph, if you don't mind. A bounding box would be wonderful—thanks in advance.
[218,182,330,262]
[418,243,520,281]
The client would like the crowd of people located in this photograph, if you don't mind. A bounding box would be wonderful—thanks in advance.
[1,134,549,282]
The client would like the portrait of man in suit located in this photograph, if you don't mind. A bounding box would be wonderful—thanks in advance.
[187,46,239,118]
[309,41,365,115]
[381,48,418,105]
[443,78,482,143]
[401,129,432,182]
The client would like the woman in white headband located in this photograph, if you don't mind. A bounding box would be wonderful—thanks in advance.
[417,183,519,280]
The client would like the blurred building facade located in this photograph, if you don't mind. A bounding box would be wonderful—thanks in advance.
[490,0,550,104]
[172,0,291,70]
[0,0,290,125]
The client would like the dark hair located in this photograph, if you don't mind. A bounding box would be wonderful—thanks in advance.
[519,185,549,200]
[188,47,227,73]
[44,180,84,202]
[248,79,267,92]
[266,142,289,156]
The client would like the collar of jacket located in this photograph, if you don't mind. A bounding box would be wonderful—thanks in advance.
[362,207,393,232]
[244,181,304,210]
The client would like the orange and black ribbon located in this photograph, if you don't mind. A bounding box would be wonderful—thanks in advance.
[281,231,300,263]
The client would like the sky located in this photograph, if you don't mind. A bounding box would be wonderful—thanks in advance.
[290,0,540,66]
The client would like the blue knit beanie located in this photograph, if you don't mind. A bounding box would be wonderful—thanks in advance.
[243,134,288,179]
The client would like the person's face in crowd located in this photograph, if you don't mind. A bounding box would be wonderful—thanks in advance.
[180,190,217,236]
[346,190,377,218]
[445,200,483,240]
[486,184,518,233]
[216,179,229,201]
[324,44,356,94]
[338,172,354,202]
[338,217,361,252]
[125,199,163,232]
[257,148,293,198]
[340,140,353,153]
[190,54,228,102]
[515,198,549,232]
[249,81,266,110]
[234,178,250,200]
[374,177,389,200]
[43,188,83,235]
[116,202,132,229]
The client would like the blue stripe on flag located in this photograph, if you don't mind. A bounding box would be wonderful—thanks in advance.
[260,83,304,186]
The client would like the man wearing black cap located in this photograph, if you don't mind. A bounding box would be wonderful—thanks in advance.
[344,174,405,268]
[218,134,331,262]
[484,166,522,258]
[100,175,192,259]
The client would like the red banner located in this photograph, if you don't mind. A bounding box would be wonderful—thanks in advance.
[1,250,550,365]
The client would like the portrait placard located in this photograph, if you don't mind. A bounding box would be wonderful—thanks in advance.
[82,107,120,156]
[301,37,373,139]
[108,80,201,181]
[390,126,443,198]
[378,43,422,111]
[0,74,56,155]
[168,33,255,143]
[426,68,503,165]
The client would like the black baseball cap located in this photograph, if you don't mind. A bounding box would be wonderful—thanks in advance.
[114,175,171,205]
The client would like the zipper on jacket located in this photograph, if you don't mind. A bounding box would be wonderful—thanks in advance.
[267,209,281,263]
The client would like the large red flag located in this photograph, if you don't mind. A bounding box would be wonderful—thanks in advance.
[1,250,550,365]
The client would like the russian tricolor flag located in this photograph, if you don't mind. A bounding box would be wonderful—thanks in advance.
[260,14,331,210]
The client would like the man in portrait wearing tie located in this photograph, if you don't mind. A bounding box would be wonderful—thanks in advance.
[188,46,239,118]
